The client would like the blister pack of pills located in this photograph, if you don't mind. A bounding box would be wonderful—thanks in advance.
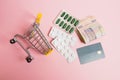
[53,10,80,34]
[49,27,77,46]
[52,37,76,63]
[49,27,77,63]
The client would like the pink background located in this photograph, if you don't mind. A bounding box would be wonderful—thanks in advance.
[0,0,120,80]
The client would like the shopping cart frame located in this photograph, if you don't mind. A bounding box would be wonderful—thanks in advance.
[10,14,53,63]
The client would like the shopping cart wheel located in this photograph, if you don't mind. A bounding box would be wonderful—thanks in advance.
[26,56,33,63]
[10,39,16,44]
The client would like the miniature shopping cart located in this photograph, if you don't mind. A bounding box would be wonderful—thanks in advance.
[10,14,53,63]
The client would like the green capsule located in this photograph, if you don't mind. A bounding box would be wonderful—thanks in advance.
[61,12,66,17]
[59,21,64,27]
[74,20,79,26]
[69,27,74,33]
[66,25,71,31]
[56,18,61,24]
[71,18,76,24]
[67,16,72,22]
[64,14,69,20]
[62,23,67,29]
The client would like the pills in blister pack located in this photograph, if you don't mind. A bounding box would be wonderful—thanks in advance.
[51,37,76,63]
[49,27,77,46]
[49,27,77,63]
[53,10,80,34]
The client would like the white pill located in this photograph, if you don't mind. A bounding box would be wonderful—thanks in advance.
[67,57,74,63]
[63,53,69,59]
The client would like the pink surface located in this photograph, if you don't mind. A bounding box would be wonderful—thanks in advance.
[0,0,120,80]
